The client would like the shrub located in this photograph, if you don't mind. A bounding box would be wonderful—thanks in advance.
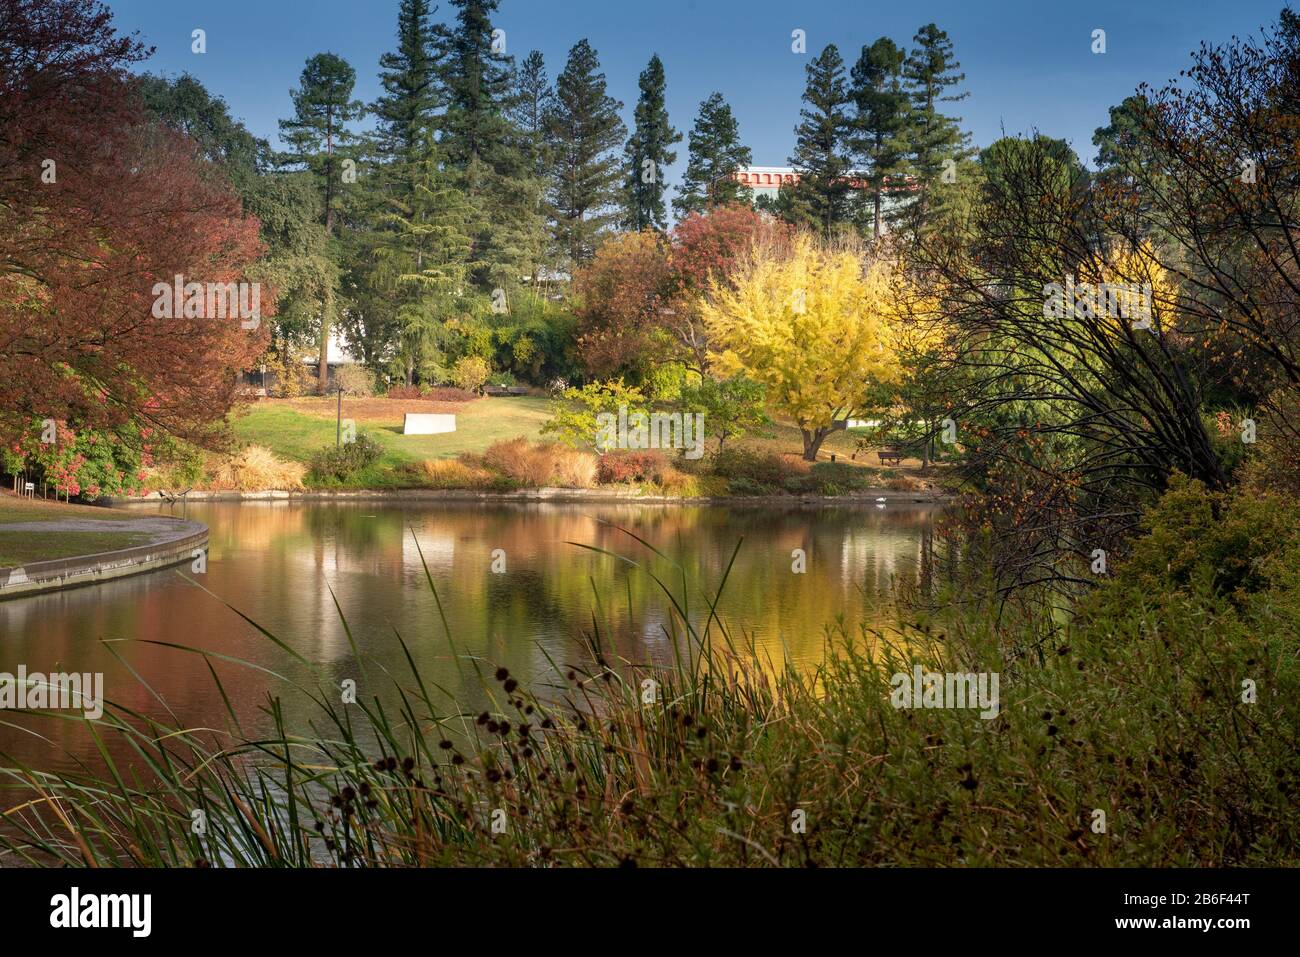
[551,446,598,488]
[541,379,648,449]
[259,348,312,397]
[332,364,375,396]
[402,459,500,490]
[594,450,701,493]
[725,476,774,496]
[308,434,384,482]
[693,474,730,497]
[207,445,305,491]
[428,387,477,402]
[451,356,491,394]
[386,385,478,402]
[885,475,927,492]
[1119,474,1300,603]
[479,438,597,488]
[809,461,875,494]
[710,447,809,494]
[482,437,553,486]
[597,450,671,485]
[22,420,147,500]
[784,474,813,494]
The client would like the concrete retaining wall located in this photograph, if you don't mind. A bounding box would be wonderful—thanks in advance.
[0,519,208,600]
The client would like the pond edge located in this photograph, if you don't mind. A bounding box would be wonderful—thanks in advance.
[0,518,208,601]
[106,487,950,507]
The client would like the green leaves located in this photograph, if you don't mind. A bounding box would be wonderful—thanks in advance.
[674,93,753,218]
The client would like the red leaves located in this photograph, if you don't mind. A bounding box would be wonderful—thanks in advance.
[1,0,268,448]
[574,231,674,375]
[671,204,792,294]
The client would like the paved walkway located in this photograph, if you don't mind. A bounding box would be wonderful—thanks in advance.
[0,517,203,539]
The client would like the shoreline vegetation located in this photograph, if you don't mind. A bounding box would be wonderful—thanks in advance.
[110,487,947,505]
[2,477,1296,867]
[106,395,950,501]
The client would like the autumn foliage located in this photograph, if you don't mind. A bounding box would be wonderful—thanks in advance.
[0,0,269,449]
[670,203,792,295]
[573,230,674,376]
[700,233,918,460]
[572,205,792,377]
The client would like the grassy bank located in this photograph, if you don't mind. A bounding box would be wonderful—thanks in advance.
[0,494,150,568]
[2,478,1296,867]
[230,396,554,473]
[196,396,940,496]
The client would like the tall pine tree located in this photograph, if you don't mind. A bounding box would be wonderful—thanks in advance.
[437,0,543,290]
[544,39,626,265]
[372,0,443,163]
[673,92,752,218]
[279,52,365,388]
[622,54,681,231]
[899,23,970,236]
[378,136,474,385]
[787,44,853,236]
[849,37,909,240]
[506,50,555,283]
[508,50,553,177]
[352,0,471,385]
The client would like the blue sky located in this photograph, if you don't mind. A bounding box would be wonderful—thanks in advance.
[108,0,1286,184]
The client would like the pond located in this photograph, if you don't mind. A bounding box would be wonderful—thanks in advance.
[0,500,940,775]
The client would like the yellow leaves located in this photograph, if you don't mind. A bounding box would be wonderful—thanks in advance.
[700,233,923,429]
[1058,240,1178,338]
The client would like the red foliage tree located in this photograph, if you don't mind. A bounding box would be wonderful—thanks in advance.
[0,0,269,449]
[670,203,791,295]
[573,231,675,378]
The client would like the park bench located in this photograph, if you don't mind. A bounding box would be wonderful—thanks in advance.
[877,447,904,467]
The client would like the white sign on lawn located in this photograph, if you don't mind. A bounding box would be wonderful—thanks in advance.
[403,413,456,435]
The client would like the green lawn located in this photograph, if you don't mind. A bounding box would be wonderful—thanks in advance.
[0,530,150,568]
[221,395,948,491]
[0,494,152,568]
[230,396,552,469]
[228,396,926,468]
[0,495,137,524]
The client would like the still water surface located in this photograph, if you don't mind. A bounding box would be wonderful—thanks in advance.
[0,501,937,774]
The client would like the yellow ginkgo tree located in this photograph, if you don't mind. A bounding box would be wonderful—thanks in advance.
[700,233,919,461]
